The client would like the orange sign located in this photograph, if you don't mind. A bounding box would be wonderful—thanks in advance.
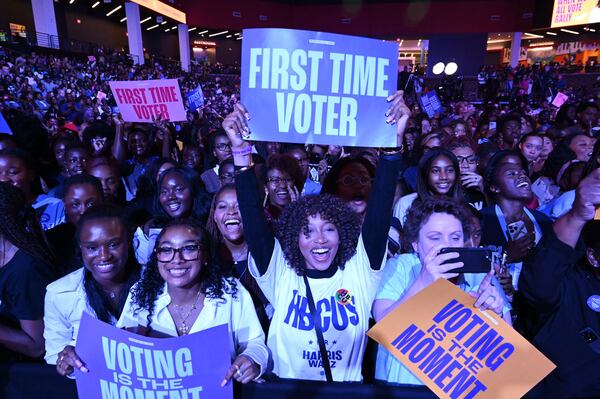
[368,279,555,399]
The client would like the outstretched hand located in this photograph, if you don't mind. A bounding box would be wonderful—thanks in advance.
[222,102,251,149]
[386,90,411,146]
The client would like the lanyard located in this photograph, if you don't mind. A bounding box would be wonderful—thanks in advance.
[303,275,333,382]
[494,204,541,244]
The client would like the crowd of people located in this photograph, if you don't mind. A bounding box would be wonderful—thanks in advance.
[0,42,599,398]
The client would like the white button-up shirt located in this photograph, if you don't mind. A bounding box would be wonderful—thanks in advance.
[43,268,116,365]
[116,279,269,376]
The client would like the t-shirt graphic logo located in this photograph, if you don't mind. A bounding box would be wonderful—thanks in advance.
[284,289,359,332]
[587,295,600,312]
[335,288,352,306]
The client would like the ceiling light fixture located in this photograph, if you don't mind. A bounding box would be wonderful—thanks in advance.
[546,31,557,36]
[140,17,151,24]
[198,30,209,35]
[560,28,579,34]
[92,1,100,8]
[524,32,544,38]
[188,27,197,32]
[147,24,159,30]
[106,5,122,16]
[209,30,228,37]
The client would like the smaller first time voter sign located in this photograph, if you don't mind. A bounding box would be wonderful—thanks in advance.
[241,28,398,148]
[109,79,186,122]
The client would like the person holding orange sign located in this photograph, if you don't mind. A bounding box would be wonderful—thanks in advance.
[372,197,510,385]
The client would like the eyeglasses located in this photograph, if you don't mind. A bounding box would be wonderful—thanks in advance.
[456,155,478,165]
[215,143,232,151]
[266,177,293,186]
[219,172,235,181]
[336,175,372,187]
[155,244,203,262]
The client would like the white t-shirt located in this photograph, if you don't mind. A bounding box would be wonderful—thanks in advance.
[393,193,418,226]
[133,226,162,266]
[116,279,269,376]
[248,235,384,382]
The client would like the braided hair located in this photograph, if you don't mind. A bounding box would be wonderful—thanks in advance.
[0,182,57,268]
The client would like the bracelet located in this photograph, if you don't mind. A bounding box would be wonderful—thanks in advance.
[232,146,252,156]
[234,162,254,175]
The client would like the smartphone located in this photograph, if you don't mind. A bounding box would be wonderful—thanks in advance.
[579,327,600,354]
[507,221,527,241]
[489,121,497,130]
[440,247,499,274]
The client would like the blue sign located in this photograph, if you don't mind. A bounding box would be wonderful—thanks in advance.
[241,28,398,148]
[187,85,205,112]
[0,112,12,135]
[419,90,444,118]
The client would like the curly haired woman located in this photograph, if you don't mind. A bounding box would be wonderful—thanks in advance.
[117,219,269,385]
[220,92,409,382]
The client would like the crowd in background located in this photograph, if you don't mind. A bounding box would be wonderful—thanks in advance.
[0,42,599,398]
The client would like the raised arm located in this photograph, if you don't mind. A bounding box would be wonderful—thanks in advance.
[520,169,600,310]
[111,114,127,162]
[223,103,274,275]
[362,91,410,269]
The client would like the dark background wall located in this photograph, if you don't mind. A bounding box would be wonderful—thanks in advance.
[427,33,488,76]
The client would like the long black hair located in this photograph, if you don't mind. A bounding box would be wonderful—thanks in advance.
[416,148,463,200]
[76,205,141,324]
[0,182,56,269]
[131,219,237,325]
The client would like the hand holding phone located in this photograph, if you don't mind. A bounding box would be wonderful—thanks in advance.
[440,247,497,274]
[419,244,463,284]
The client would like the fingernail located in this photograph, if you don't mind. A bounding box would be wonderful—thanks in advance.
[386,117,392,123]
[220,379,227,387]
[245,113,250,120]
[81,366,89,373]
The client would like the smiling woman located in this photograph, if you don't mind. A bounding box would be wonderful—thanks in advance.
[44,205,140,376]
[221,92,408,382]
[132,166,211,266]
[117,219,269,386]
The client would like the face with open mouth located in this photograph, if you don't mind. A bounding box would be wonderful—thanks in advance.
[79,217,129,286]
[427,155,456,196]
[159,171,192,219]
[569,134,596,163]
[298,214,340,271]
[266,168,294,208]
[214,188,243,243]
[335,161,372,215]
[493,162,532,201]
[156,225,205,289]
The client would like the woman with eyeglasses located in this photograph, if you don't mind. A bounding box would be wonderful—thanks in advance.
[321,156,376,216]
[45,205,140,376]
[221,94,407,382]
[394,148,463,225]
[117,219,269,385]
[201,130,233,194]
[263,154,304,223]
[446,136,488,211]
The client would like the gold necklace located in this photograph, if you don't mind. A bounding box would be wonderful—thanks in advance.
[171,289,202,335]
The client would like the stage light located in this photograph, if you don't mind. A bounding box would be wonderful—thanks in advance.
[444,62,458,76]
[432,62,445,75]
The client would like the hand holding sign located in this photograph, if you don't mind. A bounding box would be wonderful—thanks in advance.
[469,271,504,316]
[56,345,88,377]
[221,354,260,386]
[222,103,252,148]
[386,90,411,147]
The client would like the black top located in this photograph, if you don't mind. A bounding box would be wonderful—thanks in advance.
[46,222,79,277]
[236,154,402,279]
[0,250,53,361]
[520,232,600,398]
